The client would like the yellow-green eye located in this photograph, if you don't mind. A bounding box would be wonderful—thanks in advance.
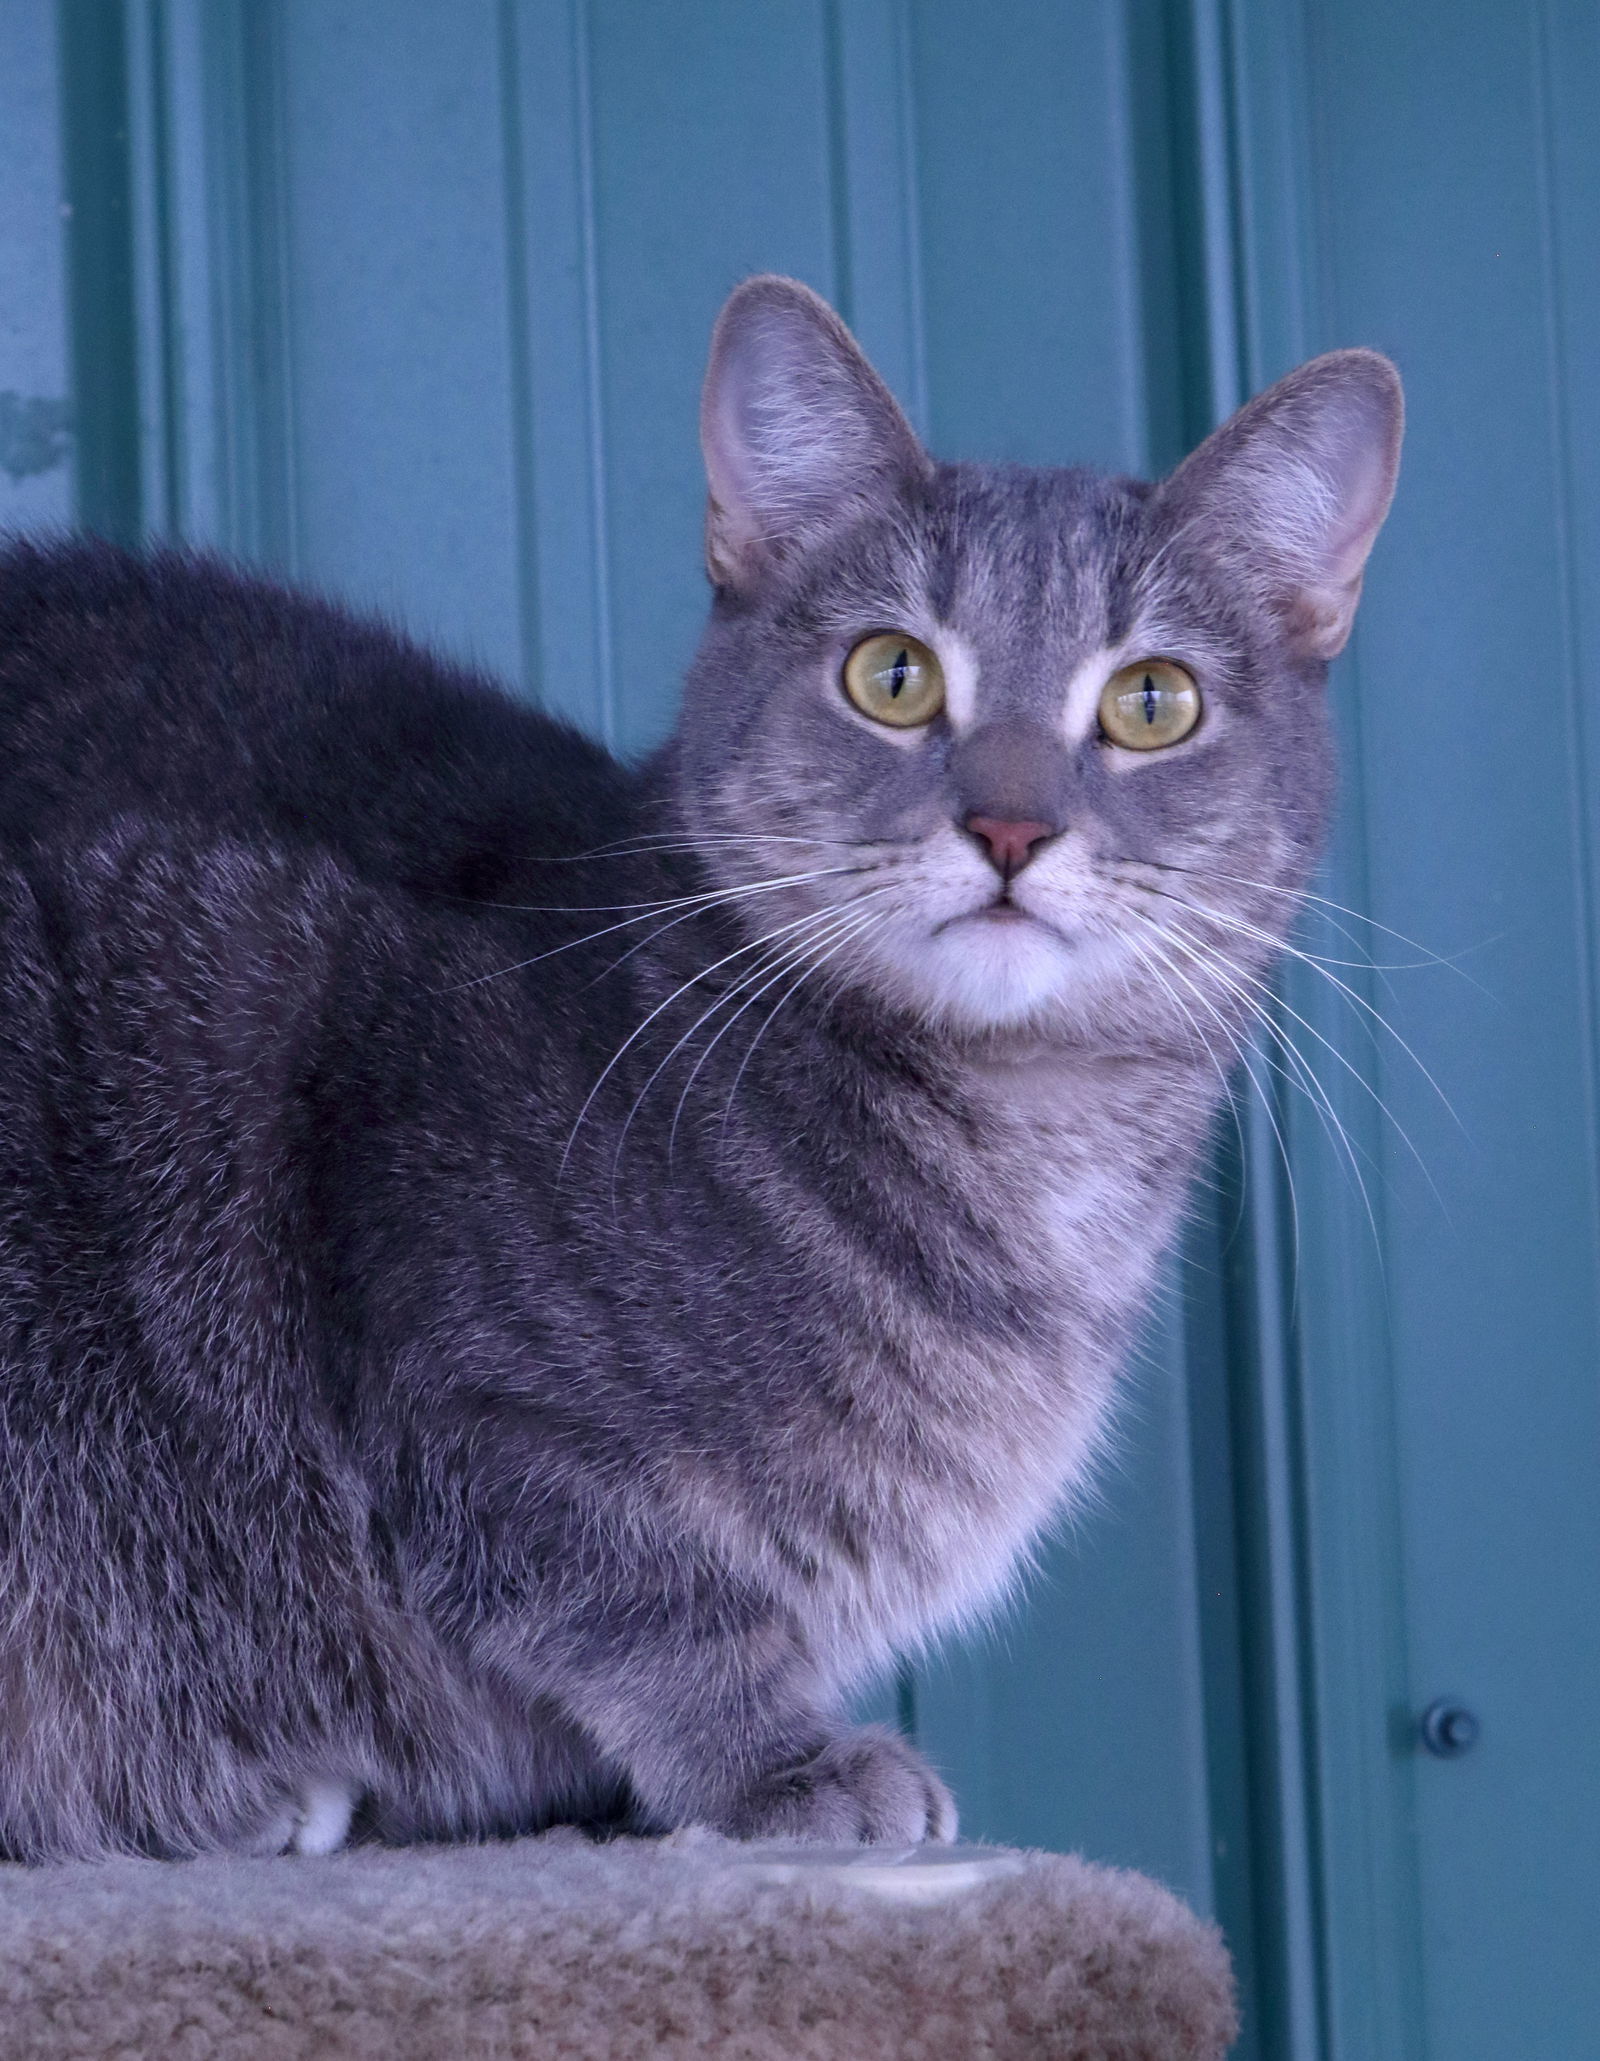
[841,632,945,728]
[1098,660,1202,750]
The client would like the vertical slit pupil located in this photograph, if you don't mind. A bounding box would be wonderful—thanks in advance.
[1142,675,1158,723]
[889,649,910,697]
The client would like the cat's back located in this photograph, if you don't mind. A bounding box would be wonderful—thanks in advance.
[0,536,637,899]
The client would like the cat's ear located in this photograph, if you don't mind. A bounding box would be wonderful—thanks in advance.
[1157,350,1403,659]
[701,276,931,591]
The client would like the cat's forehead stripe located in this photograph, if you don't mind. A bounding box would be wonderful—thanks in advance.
[936,633,1120,747]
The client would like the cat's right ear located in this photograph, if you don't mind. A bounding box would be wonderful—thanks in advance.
[700,276,931,592]
[1156,350,1404,660]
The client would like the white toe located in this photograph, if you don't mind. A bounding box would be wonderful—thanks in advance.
[290,1780,355,1856]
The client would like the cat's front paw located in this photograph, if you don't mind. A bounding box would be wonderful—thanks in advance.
[720,1726,956,1844]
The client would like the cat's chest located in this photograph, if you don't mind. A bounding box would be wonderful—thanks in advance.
[792,1061,1197,1653]
[958,1050,1192,1308]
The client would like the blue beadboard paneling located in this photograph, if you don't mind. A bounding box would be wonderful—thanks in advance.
[269,0,527,683]
[580,0,838,752]
[500,0,614,734]
[824,0,928,434]
[1295,5,1600,2056]
[0,1,73,537]
[1224,1,1600,2055]
[909,0,1148,472]
[122,0,293,559]
[58,0,143,539]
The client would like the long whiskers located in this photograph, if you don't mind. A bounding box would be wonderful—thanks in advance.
[714,904,897,1152]
[665,900,893,1164]
[1120,875,1464,1132]
[1122,925,1308,1275]
[436,863,871,993]
[512,829,852,865]
[587,863,892,992]
[1163,913,1449,1222]
[1147,913,1427,1252]
[602,887,901,1195]
[560,887,899,1182]
[1134,857,1492,980]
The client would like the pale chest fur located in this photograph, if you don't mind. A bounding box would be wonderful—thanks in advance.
[761,1049,1218,1684]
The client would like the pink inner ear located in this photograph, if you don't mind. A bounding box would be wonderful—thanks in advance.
[699,278,929,589]
[1161,351,1401,661]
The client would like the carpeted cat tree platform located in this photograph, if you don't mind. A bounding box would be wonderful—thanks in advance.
[0,1830,1234,2059]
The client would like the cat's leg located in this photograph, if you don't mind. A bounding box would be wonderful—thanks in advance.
[554,1625,957,1845]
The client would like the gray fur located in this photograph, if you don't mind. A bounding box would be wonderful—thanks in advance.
[0,277,1400,1859]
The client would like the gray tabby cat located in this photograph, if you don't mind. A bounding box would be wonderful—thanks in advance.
[0,278,1399,1861]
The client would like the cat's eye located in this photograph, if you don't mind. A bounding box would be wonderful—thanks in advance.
[841,632,946,728]
[1098,660,1202,750]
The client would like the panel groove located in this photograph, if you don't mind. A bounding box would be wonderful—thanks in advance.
[58,0,143,540]
[570,0,616,746]
[495,0,545,704]
[824,0,928,438]
[124,0,179,534]
[1529,0,1600,1341]
[504,0,615,742]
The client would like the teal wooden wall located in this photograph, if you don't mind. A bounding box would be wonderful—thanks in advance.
[5,6,1597,2057]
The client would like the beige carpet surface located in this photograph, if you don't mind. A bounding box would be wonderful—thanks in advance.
[0,1829,1236,2060]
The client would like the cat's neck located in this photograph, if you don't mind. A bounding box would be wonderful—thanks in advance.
[958,1039,1210,1114]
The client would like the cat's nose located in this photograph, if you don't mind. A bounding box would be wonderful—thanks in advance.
[963,814,1056,878]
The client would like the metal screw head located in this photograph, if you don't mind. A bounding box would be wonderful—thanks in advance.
[1420,1700,1480,1758]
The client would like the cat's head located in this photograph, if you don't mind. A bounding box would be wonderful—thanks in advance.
[673,277,1401,1055]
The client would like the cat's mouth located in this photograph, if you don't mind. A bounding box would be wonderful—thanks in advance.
[938,895,1068,941]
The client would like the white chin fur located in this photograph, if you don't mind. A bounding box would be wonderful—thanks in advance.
[881,917,1077,1032]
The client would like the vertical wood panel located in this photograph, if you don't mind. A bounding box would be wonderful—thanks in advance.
[121,1,295,563]
[43,8,1600,2050]
[0,0,73,537]
[908,0,1147,472]
[271,0,525,681]
[58,0,142,540]
[501,0,614,732]
[1221,3,1423,2050]
[824,0,927,435]
[1237,1,1600,2054]
[581,0,836,751]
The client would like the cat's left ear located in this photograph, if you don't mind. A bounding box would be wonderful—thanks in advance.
[701,275,932,592]
[1157,350,1403,659]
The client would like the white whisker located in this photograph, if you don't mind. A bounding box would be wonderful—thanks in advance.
[1125,925,1305,1277]
[605,889,899,1191]
[436,865,869,993]
[664,899,895,1165]
[716,907,897,1146]
[1150,920,1389,1254]
[1121,876,1465,1131]
[1159,910,1448,1219]
[560,891,893,1180]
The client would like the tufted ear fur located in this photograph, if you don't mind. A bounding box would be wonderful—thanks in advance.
[1157,350,1404,659]
[700,276,932,592]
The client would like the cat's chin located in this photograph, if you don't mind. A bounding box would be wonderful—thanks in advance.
[878,911,1093,1035]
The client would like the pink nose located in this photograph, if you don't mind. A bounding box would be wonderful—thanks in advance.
[964,814,1054,877]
